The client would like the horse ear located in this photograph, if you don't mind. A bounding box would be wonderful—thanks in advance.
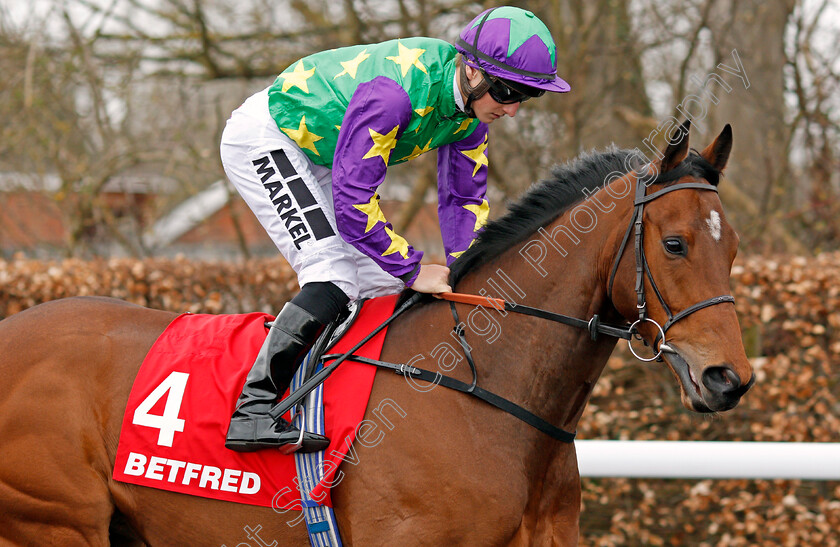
[659,119,691,173]
[700,124,733,172]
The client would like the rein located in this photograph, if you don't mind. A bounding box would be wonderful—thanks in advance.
[439,292,632,341]
[270,161,738,443]
[440,172,736,362]
[320,350,577,443]
[411,168,737,441]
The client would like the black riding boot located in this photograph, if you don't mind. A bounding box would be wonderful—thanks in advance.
[225,301,329,453]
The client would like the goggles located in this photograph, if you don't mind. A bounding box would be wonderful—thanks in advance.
[482,71,545,104]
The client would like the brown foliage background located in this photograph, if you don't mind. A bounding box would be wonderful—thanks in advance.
[0,252,838,545]
[0,255,299,318]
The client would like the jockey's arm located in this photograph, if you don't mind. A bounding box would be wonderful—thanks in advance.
[331,76,425,287]
[331,76,488,294]
[435,124,490,266]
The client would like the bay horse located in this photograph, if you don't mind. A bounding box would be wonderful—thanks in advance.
[0,123,753,546]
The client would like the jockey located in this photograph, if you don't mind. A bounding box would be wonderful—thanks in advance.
[220,6,570,453]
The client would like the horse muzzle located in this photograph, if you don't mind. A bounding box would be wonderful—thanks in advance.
[700,365,756,411]
[660,344,755,413]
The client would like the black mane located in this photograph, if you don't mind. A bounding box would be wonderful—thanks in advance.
[449,147,720,286]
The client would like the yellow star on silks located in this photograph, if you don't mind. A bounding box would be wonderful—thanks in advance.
[449,239,477,260]
[400,138,433,162]
[463,199,490,231]
[334,49,371,79]
[382,226,410,259]
[362,125,400,165]
[353,194,388,233]
[278,61,316,93]
[460,134,489,176]
[281,115,323,155]
[411,107,435,133]
[454,119,473,134]
[386,41,428,77]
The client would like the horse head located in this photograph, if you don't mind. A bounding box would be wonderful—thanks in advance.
[608,121,754,413]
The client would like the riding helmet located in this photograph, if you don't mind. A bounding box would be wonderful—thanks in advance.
[455,6,570,93]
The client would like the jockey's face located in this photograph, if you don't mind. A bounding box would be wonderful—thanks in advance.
[463,65,521,124]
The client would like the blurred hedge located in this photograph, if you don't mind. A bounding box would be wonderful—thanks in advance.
[0,255,299,318]
[0,252,838,545]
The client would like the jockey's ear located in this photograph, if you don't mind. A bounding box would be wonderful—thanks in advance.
[700,124,733,172]
[463,64,483,87]
[659,119,691,173]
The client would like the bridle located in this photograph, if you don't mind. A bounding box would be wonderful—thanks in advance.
[272,157,740,443]
[606,162,735,361]
[442,157,737,362]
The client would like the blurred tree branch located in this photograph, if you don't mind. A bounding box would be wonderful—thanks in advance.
[1,0,838,259]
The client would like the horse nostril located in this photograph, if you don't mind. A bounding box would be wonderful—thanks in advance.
[701,366,742,394]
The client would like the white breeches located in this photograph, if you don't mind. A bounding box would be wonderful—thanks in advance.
[220,88,404,301]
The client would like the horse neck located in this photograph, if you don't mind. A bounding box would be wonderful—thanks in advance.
[455,188,631,434]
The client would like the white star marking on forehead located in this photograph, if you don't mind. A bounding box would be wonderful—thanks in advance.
[706,210,722,241]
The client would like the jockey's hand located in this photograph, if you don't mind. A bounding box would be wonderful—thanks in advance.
[411,264,452,295]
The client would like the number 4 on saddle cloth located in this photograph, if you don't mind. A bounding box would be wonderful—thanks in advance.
[112,294,400,512]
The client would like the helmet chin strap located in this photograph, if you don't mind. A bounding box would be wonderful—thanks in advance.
[459,63,490,118]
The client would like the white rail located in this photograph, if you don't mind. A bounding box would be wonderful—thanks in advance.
[576,441,840,480]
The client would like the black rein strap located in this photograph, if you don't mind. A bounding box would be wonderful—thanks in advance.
[320,301,577,443]
[273,158,738,443]
[320,352,577,444]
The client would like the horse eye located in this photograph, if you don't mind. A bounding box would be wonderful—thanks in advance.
[663,237,687,256]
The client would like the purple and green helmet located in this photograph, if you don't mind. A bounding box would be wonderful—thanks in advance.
[456,6,570,93]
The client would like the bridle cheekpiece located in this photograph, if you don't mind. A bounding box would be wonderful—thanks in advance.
[606,158,735,361]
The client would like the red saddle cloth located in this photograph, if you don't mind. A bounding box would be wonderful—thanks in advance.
[112,294,398,508]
